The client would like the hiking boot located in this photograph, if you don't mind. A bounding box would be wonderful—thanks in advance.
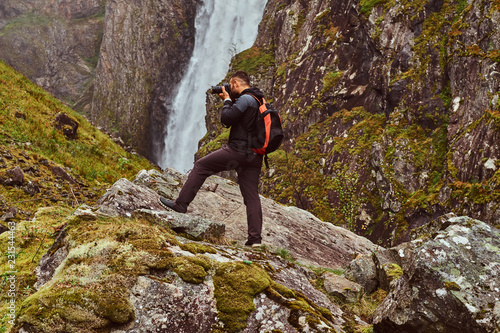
[244,240,262,248]
[158,197,186,213]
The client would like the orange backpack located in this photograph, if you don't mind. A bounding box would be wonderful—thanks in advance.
[248,94,284,168]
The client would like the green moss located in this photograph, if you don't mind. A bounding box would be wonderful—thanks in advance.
[17,284,134,332]
[292,10,307,38]
[169,256,212,284]
[360,0,387,16]
[197,128,230,158]
[231,47,275,75]
[10,213,189,331]
[180,242,217,254]
[270,281,296,299]
[444,281,461,291]
[0,207,74,324]
[319,71,343,98]
[385,263,404,281]
[213,261,271,332]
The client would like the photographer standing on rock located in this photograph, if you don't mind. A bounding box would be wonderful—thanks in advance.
[159,71,265,247]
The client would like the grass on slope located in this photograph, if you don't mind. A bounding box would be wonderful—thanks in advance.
[0,59,155,332]
[0,59,154,217]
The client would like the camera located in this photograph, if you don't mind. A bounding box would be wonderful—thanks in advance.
[211,83,231,95]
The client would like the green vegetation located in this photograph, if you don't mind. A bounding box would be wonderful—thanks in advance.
[360,0,388,16]
[320,71,343,98]
[213,262,271,332]
[231,47,275,75]
[0,210,178,332]
[0,60,153,215]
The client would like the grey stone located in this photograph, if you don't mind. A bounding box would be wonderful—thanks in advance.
[323,272,364,303]
[140,168,381,270]
[133,209,225,241]
[373,215,500,333]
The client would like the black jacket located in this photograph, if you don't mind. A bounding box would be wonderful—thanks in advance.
[220,87,264,154]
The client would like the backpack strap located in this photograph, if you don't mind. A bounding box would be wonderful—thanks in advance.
[245,94,271,169]
[246,94,262,158]
[247,93,263,106]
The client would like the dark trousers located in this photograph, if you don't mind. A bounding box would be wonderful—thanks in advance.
[174,146,263,243]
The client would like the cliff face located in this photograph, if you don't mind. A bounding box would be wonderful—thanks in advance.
[90,0,196,160]
[0,0,196,161]
[200,0,500,245]
[0,0,104,105]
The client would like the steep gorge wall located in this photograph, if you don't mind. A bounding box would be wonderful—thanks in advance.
[0,0,197,161]
[0,0,105,105]
[90,0,196,160]
[200,0,500,246]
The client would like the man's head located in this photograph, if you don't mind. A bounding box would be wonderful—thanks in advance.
[230,71,251,95]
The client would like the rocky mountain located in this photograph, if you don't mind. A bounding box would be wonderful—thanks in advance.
[1,59,499,332]
[0,0,499,261]
[3,167,500,332]
[200,0,500,246]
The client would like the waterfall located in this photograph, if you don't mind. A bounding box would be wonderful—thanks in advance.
[159,0,268,172]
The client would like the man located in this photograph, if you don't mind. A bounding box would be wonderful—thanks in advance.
[159,71,265,247]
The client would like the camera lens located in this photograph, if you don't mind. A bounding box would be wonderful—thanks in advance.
[211,83,231,95]
[211,86,223,94]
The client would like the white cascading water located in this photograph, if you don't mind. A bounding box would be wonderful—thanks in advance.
[159,0,268,172]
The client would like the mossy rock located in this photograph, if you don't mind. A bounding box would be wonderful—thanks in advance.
[180,242,217,254]
[16,284,134,332]
[213,261,271,333]
[385,263,404,281]
[169,255,213,284]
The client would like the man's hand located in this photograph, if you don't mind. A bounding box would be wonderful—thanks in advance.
[218,86,230,100]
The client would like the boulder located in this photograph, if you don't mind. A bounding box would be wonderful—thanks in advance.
[2,166,24,186]
[20,206,346,333]
[132,209,225,241]
[95,177,164,217]
[323,272,364,303]
[373,215,500,333]
[136,168,382,270]
[342,254,379,294]
[96,177,225,241]
[133,168,184,200]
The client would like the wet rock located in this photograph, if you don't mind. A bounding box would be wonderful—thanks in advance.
[53,112,79,139]
[373,215,500,333]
